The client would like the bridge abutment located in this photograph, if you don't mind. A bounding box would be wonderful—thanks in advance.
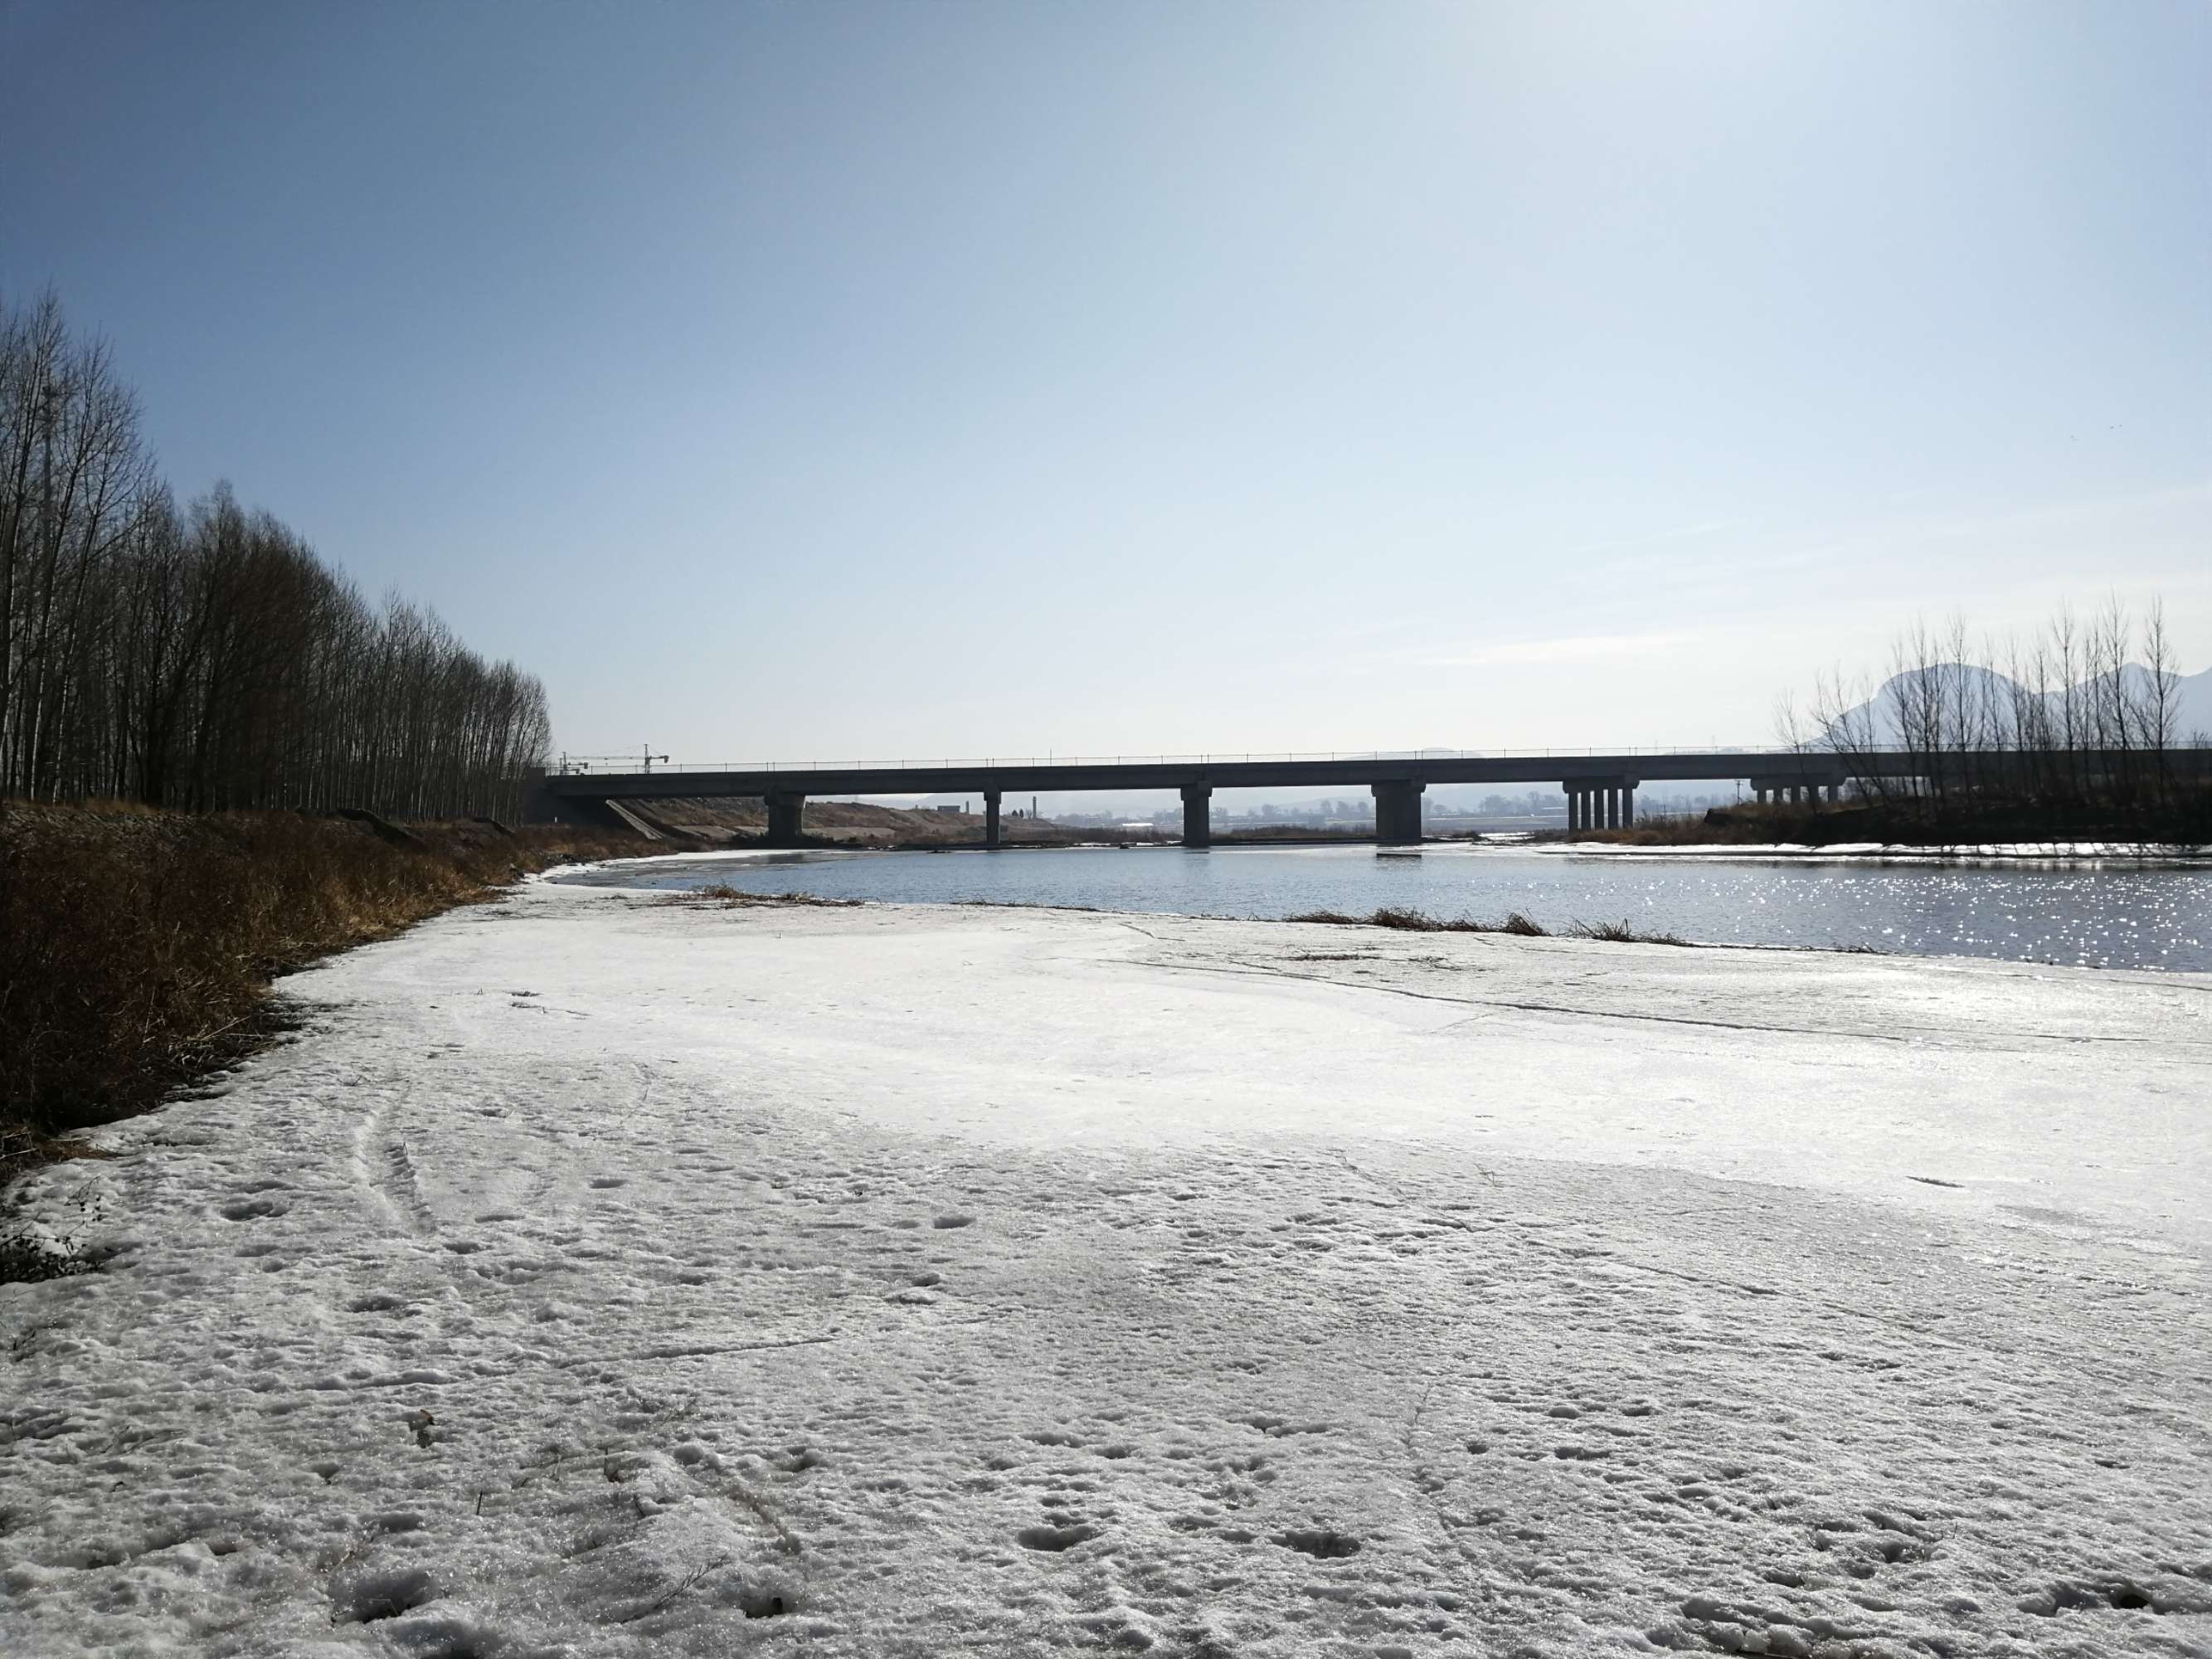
[524,782,636,835]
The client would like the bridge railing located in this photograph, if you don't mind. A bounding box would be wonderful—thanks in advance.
[546,744,1932,776]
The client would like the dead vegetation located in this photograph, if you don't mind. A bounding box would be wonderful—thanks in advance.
[664,883,862,909]
[1285,907,1689,945]
[0,801,644,1145]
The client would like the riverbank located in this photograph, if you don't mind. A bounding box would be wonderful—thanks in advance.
[1539,838,2212,864]
[1562,795,2212,853]
[2,880,2205,1655]
[0,803,646,1159]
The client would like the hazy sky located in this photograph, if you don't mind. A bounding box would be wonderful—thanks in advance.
[4,0,2205,762]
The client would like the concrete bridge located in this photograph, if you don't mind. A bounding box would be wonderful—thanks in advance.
[527,747,2154,847]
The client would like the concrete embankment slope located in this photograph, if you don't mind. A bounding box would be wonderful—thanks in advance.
[2,884,2206,1657]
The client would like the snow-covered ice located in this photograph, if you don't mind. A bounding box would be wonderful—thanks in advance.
[3,878,2209,1657]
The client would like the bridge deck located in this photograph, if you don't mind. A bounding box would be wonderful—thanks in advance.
[543,749,1897,801]
[534,747,2210,844]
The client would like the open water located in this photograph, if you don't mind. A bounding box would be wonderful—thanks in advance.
[556,842,2212,972]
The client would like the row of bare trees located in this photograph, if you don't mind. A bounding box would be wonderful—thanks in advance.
[1,291,550,819]
[1787,599,2205,837]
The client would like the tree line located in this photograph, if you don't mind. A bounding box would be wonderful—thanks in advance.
[0,290,550,819]
[1788,598,2206,839]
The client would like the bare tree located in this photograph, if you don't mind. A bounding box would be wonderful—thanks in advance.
[0,290,554,821]
[1799,596,2203,845]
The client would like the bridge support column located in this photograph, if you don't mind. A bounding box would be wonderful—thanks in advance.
[984,791,1003,849]
[1181,786,1213,849]
[1603,786,1619,830]
[1621,781,1636,827]
[1373,780,1424,844]
[1563,785,1583,834]
[764,791,805,846]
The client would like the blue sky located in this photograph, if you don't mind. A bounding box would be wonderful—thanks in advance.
[3,0,2205,761]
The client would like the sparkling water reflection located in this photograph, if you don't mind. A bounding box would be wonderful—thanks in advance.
[557,844,2212,972]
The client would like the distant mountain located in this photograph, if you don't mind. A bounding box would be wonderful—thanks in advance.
[1823,664,2212,748]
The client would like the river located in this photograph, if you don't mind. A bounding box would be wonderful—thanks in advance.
[553,842,2212,972]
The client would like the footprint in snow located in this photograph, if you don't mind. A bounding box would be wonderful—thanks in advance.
[1016,1522,1099,1552]
[216,1196,287,1221]
[334,1565,435,1623]
[1272,1528,1362,1559]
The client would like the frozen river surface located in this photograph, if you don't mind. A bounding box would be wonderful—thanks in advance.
[2,878,2208,1657]
[558,842,2212,971]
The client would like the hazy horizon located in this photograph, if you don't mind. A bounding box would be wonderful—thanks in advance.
[5,0,2205,761]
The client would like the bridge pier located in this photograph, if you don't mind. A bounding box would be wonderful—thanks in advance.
[984,790,1003,849]
[764,791,805,846]
[1563,778,1634,834]
[1373,780,1424,844]
[1181,785,1213,849]
[1751,775,1849,810]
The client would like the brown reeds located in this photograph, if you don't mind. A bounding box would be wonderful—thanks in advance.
[1285,907,1689,944]
[0,802,639,1141]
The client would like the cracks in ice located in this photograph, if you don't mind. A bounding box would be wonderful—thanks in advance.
[1167,953,1923,1044]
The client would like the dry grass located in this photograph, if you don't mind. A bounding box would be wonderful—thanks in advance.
[1286,907,1689,945]
[0,802,644,1143]
[1566,917,1689,946]
[666,883,862,909]
[1286,906,1552,936]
